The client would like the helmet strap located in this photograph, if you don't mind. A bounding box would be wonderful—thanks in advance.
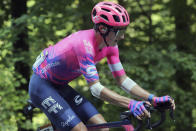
[94,23,112,47]
[101,32,110,47]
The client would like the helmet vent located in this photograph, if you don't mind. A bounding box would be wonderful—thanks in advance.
[115,7,122,13]
[113,15,120,22]
[103,3,112,6]
[114,4,123,9]
[122,15,126,22]
[93,9,97,16]
[100,14,109,21]
[101,8,111,12]
[124,11,129,21]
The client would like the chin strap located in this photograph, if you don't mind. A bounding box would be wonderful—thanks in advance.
[94,23,112,47]
[101,33,109,47]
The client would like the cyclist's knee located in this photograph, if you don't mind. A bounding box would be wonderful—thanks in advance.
[87,114,107,123]
[71,122,88,131]
[87,114,109,131]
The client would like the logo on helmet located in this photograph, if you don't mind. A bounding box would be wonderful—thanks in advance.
[93,16,100,23]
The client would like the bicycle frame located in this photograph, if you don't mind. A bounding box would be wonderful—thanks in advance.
[87,120,132,130]
[24,99,174,131]
[38,120,133,131]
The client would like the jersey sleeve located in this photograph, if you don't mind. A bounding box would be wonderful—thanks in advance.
[107,46,126,78]
[78,54,99,84]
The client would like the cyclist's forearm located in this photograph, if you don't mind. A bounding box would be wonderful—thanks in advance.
[122,77,151,101]
[100,87,131,108]
[129,85,151,101]
[118,76,151,101]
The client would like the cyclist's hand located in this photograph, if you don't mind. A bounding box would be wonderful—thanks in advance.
[149,95,175,110]
[128,100,151,120]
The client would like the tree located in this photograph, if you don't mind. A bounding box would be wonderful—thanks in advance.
[11,0,31,130]
[0,0,196,130]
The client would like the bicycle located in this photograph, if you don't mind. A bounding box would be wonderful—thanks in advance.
[24,99,175,131]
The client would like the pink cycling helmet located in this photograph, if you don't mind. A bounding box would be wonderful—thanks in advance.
[91,1,130,27]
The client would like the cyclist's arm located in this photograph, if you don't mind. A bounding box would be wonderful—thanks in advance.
[106,46,151,101]
[115,74,151,101]
[77,54,127,107]
[89,80,131,108]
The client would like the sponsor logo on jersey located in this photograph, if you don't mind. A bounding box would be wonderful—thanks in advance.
[86,65,97,77]
[83,40,94,55]
[41,61,60,73]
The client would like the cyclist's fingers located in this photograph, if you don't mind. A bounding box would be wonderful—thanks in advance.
[144,101,152,108]
[145,101,151,106]
[170,99,175,110]
[140,101,151,111]
[140,112,145,117]
[143,108,151,118]
[138,102,151,118]
[138,106,150,118]
[135,111,143,120]
[139,106,146,117]
[136,115,142,120]
[139,112,145,119]
[138,111,149,120]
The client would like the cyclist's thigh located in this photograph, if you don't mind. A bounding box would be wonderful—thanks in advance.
[55,84,103,124]
[28,74,85,131]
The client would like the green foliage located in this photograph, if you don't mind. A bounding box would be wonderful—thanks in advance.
[0,40,28,130]
[0,0,196,131]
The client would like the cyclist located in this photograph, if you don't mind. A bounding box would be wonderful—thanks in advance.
[28,1,175,131]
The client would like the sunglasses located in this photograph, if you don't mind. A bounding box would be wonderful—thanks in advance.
[110,27,127,39]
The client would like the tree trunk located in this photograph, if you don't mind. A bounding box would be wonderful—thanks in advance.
[11,0,32,130]
[171,0,191,52]
[170,0,193,130]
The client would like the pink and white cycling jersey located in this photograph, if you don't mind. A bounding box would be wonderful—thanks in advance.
[33,29,125,85]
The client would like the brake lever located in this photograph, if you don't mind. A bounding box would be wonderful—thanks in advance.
[169,109,175,122]
[146,117,152,130]
[144,104,152,130]
[124,103,173,131]
[135,104,155,131]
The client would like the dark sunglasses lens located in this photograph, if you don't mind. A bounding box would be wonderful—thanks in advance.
[116,29,125,38]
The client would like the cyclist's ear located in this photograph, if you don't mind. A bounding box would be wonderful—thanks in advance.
[98,25,108,34]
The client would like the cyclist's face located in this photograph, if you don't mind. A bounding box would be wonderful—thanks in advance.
[106,27,126,46]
